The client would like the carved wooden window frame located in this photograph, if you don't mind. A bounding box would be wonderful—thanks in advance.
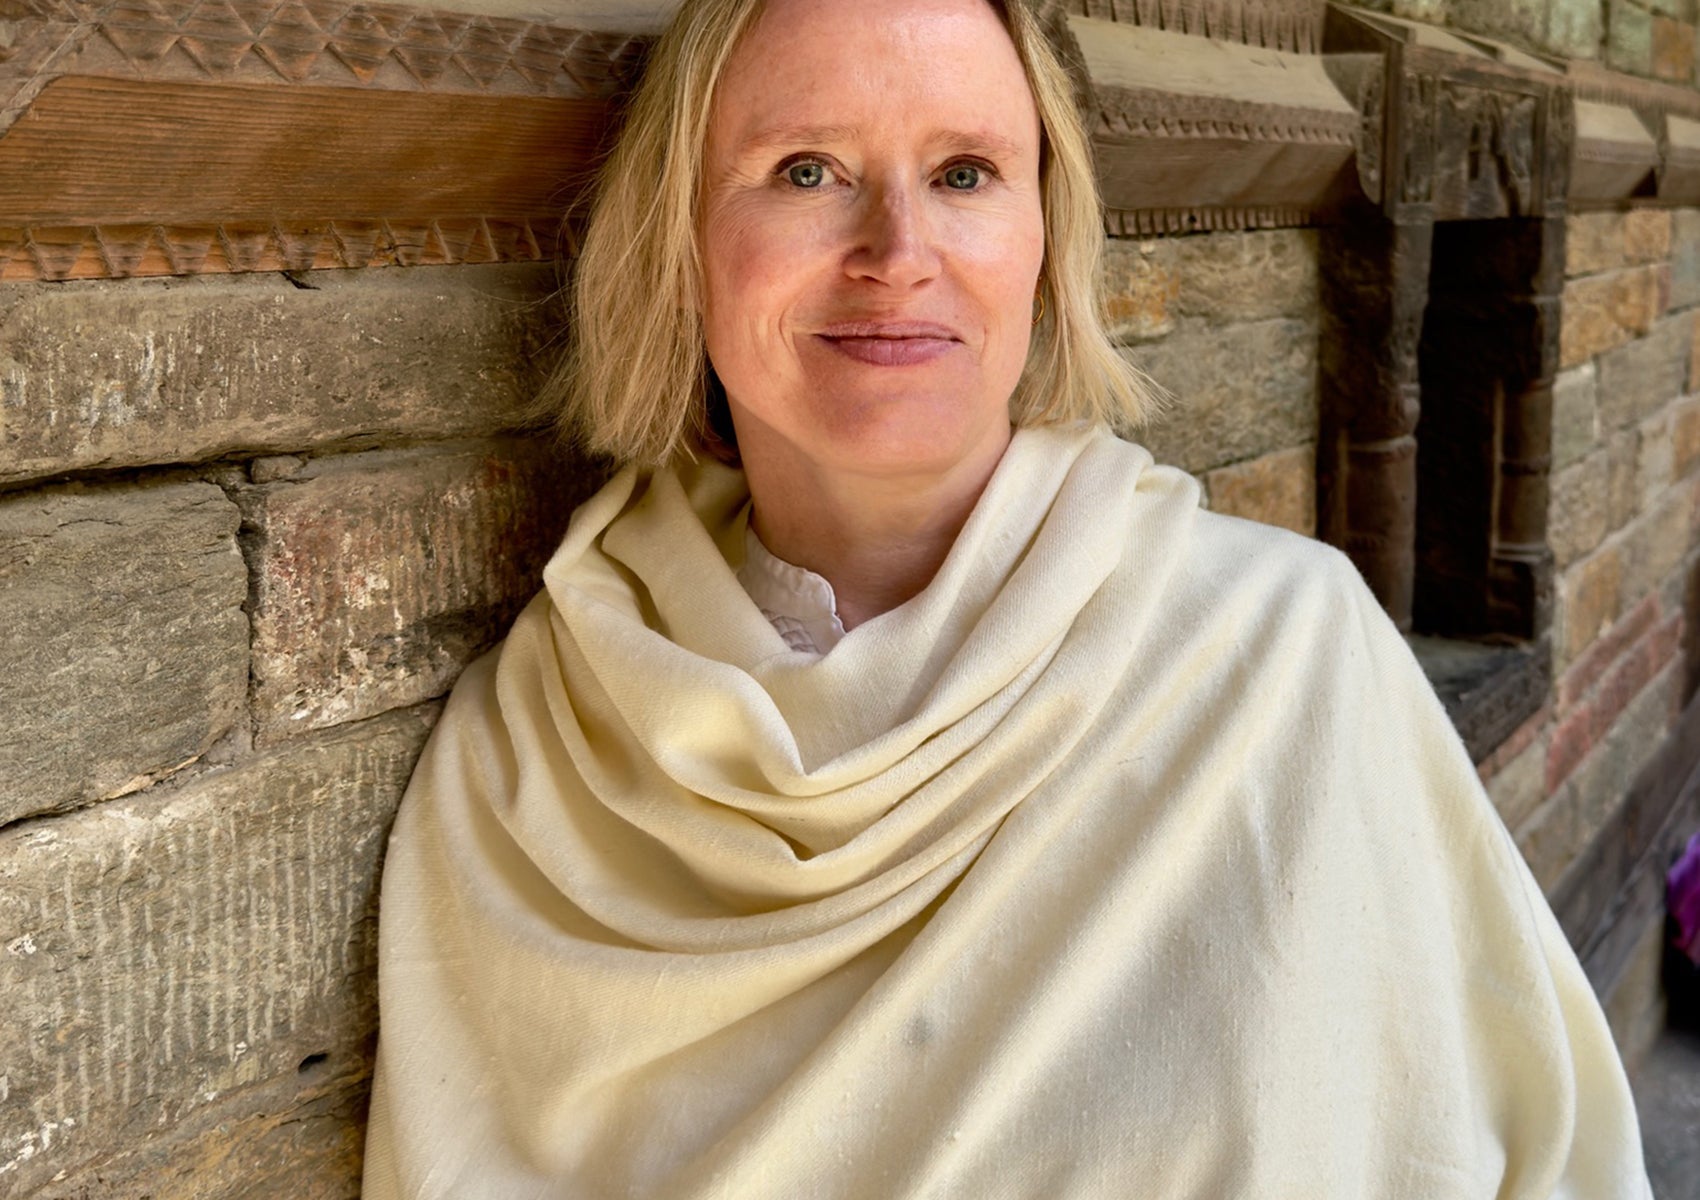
[1317,8,1572,759]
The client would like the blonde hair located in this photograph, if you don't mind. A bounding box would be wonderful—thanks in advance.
[548,0,1157,467]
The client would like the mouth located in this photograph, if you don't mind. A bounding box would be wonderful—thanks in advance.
[814,321,961,367]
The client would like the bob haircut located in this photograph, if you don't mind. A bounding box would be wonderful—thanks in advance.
[549,0,1158,467]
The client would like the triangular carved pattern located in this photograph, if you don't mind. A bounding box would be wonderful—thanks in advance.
[1075,0,1324,54]
[1096,86,1358,145]
[0,217,555,280]
[78,0,647,93]
[1105,205,1310,236]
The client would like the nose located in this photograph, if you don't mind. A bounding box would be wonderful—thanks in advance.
[844,181,940,290]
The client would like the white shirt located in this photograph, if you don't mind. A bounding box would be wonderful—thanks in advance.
[736,526,846,656]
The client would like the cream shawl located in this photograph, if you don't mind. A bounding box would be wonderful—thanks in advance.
[364,426,1651,1199]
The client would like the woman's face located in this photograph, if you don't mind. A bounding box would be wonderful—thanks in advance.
[700,0,1045,485]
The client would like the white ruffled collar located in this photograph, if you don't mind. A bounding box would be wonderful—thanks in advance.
[736,525,847,656]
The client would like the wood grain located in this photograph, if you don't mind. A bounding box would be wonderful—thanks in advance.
[0,75,609,225]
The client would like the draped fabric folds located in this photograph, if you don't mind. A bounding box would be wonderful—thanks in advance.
[363,426,1651,1199]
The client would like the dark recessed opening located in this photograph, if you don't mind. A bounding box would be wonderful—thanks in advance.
[298,1052,330,1076]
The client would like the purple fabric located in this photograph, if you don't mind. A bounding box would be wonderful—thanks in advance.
[1671,830,1700,967]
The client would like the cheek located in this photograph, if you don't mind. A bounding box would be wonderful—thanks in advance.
[961,212,1045,353]
[703,202,828,313]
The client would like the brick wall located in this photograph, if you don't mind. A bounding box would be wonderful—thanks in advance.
[0,264,595,1196]
[1487,208,1700,1058]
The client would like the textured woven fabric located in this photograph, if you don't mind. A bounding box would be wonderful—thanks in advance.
[364,425,1651,1199]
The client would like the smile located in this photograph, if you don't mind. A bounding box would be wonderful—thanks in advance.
[814,322,961,367]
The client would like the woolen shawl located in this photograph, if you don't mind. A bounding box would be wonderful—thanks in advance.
[364,425,1652,1199]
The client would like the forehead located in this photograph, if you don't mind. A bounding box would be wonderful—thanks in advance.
[710,0,1038,153]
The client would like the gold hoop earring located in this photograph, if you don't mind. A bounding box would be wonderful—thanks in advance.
[1032,288,1046,326]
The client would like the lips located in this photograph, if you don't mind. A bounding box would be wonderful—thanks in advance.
[814,321,961,367]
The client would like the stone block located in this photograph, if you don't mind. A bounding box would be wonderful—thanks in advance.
[1620,475,1700,604]
[1596,315,1692,430]
[1476,700,1551,782]
[1691,310,1700,389]
[1606,428,1642,532]
[1165,229,1321,323]
[1566,212,1626,279]
[0,706,434,1198]
[1202,445,1317,536]
[1671,210,1700,310]
[1558,593,1661,712]
[1625,208,1675,263]
[0,265,555,486]
[1637,409,1676,510]
[1449,0,1603,57]
[1566,210,1673,277]
[1390,0,1446,21]
[1673,394,1700,477]
[1515,781,1580,893]
[1558,656,1678,831]
[1549,449,1611,569]
[1486,726,1550,833]
[1652,14,1698,79]
[1551,363,1600,469]
[1601,911,1668,1071]
[1606,0,1654,74]
[1103,230,1319,341]
[244,438,590,740]
[31,1080,367,1200]
[0,482,247,827]
[1560,267,1664,369]
[1558,541,1624,667]
[1543,0,1609,55]
[1125,318,1319,474]
[1102,241,1179,343]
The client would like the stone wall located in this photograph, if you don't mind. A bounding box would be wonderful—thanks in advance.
[0,265,591,1196]
[3,212,1696,1199]
[1105,228,1323,538]
[1485,207,1700,1060]
[1364,0,1699,79]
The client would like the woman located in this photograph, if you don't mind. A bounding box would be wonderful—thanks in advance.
[363,0,1653,1195]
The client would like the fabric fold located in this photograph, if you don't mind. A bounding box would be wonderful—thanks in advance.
[365,425,1652,1200]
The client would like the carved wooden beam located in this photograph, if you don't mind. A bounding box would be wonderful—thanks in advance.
[0,0,652,280]
[1056,0,1327,53]
[1564,60,1700,206]
[1323,7,1569,222]
[1044,0,1364,232]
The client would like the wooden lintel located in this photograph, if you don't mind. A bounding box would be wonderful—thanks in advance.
[1659,114,1700,205]
[0,0,651,135]
[1570,99,1660,205]
[1067,15,1360,220]
[0,76,609,226]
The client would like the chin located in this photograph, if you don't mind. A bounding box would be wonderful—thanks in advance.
[811,405,1011,478]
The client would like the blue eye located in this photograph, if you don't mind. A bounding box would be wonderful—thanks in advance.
[786,162,827,188]
[943,165,981,190]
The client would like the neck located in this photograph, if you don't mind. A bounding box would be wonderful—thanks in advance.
[740,428,1012,631]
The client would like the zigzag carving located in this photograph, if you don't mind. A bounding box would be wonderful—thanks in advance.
[0,217,567,281]
[1104,205,1312,235]
[1,0,649,98]
[1095,84,1358,145]
[1068,0,1326,55]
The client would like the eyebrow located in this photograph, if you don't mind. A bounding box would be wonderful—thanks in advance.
[735,123,1030,162]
